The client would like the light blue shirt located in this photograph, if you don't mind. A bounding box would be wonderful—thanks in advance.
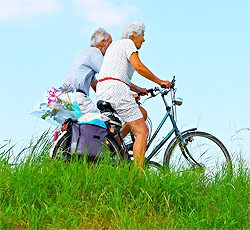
[63,46,103,96]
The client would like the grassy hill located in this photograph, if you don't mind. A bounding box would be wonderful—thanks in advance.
[0,132,249,229]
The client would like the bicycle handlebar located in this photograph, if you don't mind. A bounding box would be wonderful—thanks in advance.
[170,76,176,88]
[138,76,176,97]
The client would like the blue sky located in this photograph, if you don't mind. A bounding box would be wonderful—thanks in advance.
[0,0,249,164]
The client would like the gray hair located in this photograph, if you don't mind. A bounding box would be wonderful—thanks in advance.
[91,28,108,47]
[121,21,145,39]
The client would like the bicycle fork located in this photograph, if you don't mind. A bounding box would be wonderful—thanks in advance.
[175,132,203,169]
[169,112,203,168]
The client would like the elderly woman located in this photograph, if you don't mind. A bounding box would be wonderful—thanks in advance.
[96,21,171,169]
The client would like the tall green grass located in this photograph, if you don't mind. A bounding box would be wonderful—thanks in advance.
[0,131,249,229]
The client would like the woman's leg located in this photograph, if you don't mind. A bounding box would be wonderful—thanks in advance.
[121,105,147,138]
[139,105,148,121]
[127,118,149,169]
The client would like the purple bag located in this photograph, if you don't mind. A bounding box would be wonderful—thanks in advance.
[71,123,107,157]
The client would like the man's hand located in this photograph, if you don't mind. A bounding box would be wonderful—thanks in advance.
[132,94,141,103]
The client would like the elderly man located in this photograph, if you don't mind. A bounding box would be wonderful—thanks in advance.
[63,28,112,115]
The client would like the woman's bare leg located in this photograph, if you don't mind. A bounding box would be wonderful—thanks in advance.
[127,118,149,169]
[121,105,147,138]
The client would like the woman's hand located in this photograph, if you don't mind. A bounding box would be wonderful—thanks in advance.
[136,87,148,96]
[160,80,172,88]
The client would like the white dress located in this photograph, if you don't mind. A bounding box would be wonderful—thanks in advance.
[96,39,143,123]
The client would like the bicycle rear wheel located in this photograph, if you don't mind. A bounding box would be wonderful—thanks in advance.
[51,131,72,161]
[51,132,125,163]
[103,134,126,163]
[163,131,231,175]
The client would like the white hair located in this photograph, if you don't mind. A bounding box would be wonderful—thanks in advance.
[91,28,108,47]
[121,21,145,39]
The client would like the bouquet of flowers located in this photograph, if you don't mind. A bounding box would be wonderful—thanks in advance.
[30,84,81,126]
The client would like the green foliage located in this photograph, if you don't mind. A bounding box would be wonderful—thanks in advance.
[0,133,249,229]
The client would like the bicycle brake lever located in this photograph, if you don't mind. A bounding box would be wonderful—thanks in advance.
[142,91,160,103]
[143,96,154,103]
[148,88,156,96]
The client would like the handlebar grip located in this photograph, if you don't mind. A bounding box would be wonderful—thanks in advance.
[161,85,166,89]
[138,92,146,96]
[138,88,153,96]
[171,76,176,88]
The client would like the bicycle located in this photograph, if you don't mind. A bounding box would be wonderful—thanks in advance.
[50,76,231,175]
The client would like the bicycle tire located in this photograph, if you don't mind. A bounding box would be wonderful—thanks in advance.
[51,132,125,163]
[51,131,72,160]
[145,160,163,174]
[163,131,231,174]
[103,134,126,163]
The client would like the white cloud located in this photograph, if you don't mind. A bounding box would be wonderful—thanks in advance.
[72,0,139,27]
[0,0,139,27]
[0,0,63,20]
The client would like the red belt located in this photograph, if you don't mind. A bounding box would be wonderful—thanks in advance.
[98,77,130,87]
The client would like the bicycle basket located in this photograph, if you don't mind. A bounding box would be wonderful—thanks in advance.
[71,122,107,157]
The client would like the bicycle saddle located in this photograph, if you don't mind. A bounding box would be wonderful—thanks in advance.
[97,100,116,113]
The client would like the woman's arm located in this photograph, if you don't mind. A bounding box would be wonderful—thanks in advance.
[129,52,171,88]
[130,83,148,95]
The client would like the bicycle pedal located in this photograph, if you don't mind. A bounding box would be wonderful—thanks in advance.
[126,143,134,151]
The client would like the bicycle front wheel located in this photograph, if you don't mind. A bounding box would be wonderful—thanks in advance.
[145,160,163,175]
[163,131,231,174]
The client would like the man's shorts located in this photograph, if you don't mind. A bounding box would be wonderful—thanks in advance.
[65,91,100,115]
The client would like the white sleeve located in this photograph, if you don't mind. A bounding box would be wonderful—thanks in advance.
[125,40,138,60]
[90,49,104,73]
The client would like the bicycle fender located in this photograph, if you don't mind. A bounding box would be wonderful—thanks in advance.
[49,131,68,158]
[165,128,197,155]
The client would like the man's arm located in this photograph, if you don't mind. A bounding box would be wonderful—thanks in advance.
[91,80,98,92]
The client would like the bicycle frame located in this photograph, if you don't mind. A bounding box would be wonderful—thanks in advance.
[145,106,179,163]
[132,84,200,166]
[144,103,197,165]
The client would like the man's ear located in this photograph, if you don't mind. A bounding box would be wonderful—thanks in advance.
[100,39,106,47]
